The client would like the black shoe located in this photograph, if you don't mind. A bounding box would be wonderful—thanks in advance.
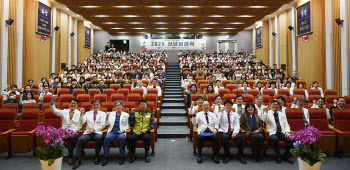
[72,160,81,169]
[283,155,294,164]
[223,156,229,164]
[257,156,262,163]
[119,157,125,165]
[129,154,136,163]
[213,155,219,164]
[94,156,100,165]
[101,157,108,166]
[239,157,247,164]
[252,155,257,162]
[197,154,202,164]
[145,154,151,163]
[276,156,282,164]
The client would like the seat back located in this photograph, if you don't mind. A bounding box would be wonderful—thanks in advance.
[43,109,61,128]
[324,89,337,96]
[88,89,100,96]
[42,95,53,103]
[101,102,115,112]
[77,94,90,103]
[222,80,231,88]
[219,89,230,96]
[17,109,39,131]
[247,89,259,97]
[263,89,274,96]
[82,102,92,111]
[3,103,18,114]
[59,94,73,104]
[31,89,39,95]
[242,94,254,102]
[110,84,121,93]
[23,103,39,109]
[206,94,217,103]
[73,89,85,98]
[309,109,329,131]
[111,94,124,102]
[232,89,244,95]
[123,102,135,111]
[200,84,209,92]
[333,109,350,132]
[309,89,321,96]
[223,94,236,101]
[147,88,158,96]
[226,84,237,91]
[285,108,305,132]
[128,94,141,108]
[308,95,321,103]
[246,80,255,88]
[325,95,339,104]
[117,88,129,99]
[293,89,306,96]
[191,94,203,102]
[261,95,271,106]
[94,94,107,102]
[0,109,15,131]
[132,88,144,97]
[57,89,70,96]
[278,89,290,97]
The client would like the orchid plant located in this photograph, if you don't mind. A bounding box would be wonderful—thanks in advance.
[290,126,327,166]
[33,125,75,166]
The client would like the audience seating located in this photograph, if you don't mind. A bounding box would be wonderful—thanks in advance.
[73,89,85,98]
[94,94,107,102]
[0,109,16,156]
[285,109,306,132]
[332,109,350,153]
[324,89,338,96]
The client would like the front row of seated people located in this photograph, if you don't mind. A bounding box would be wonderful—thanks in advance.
[50,96,155,169]
[190,95,315,165]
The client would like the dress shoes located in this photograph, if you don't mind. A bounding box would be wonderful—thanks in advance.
[68,157,74,165]
[213,155,219,164]
[119,157,125,165]
[223,156,229,164]
[239,157,247,164]
[94,156,100,165]
[283,155,294,164]
[145,154,151,163]
[276,156,282,164]
[101,157,108,166]
[72,160,81,169]
[197,154,202,164]
[129,154,136,163]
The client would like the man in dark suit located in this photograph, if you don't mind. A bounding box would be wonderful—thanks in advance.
[96,80,107,94]
[330,97,347,119]
[105,42,110,52]
[67,79,81,94]
[83,78,94,94]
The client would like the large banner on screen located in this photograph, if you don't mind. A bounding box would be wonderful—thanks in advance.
[140,39,206,50]
[85,27,91,48]
[37,2,52,36]
[297,2,311,36]
[256,27,262,48]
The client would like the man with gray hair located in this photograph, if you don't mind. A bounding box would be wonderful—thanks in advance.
[254,95,268,118]
[102,100,129,166]
[291,97,309,126]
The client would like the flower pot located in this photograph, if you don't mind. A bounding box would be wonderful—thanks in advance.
[40,157,63,170]
[297,158,321,170]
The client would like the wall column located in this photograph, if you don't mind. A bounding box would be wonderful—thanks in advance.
[51,7,56,73]
[291,6,297,72]
[325,0,333,89]
[0,0,9,91]
[15,0,23,87]
[90,29,94,55]
[269,19,273,66]
[340,0,349,95]
[252,28,256,55]
[73,18,77,65]
[67,15,72,68]
[275,16,280,68]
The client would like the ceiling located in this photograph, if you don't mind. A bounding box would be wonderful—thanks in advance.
[55,0,293,34]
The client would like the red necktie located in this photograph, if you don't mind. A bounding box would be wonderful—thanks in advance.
[227,113,231,134]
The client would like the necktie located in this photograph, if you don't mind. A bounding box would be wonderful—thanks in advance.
[70,111,74,120]
[273,112,282,134]
[153,86,156,88]
[205,113,211,132]
[94,111,97,123]
[227,113,231,134]
[258,87,262,94]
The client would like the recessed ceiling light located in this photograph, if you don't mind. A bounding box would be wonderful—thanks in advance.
[103,22,117,24]
[123,15,139,17]
[115,6,131,8]
[154,22,168,24]
[94,15,110,17]
[180,28,191,29]
[134,28,145,29]
[129,22,142,24]
[66,8,69,10]
[216,6,231,8]
[180,22,193,24]
[206,22,218,24]
[181,15,196,17]
[249,6,266,8]
[210,15,224,17]
[182,6,201,8]
[111,28,123,29]
[202,28,213,29]
[155,28,167,29]
[239,15,254,17]
[80,6,98,8]
[77,15,79,16]
[148,6,166,8]
[151,15,167,17]
[225,28,236,29]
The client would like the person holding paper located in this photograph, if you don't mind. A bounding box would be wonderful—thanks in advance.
[192,100,219,164]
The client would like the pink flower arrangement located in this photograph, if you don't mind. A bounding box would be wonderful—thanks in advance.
[290,126,323,145]
[36,125,75,145]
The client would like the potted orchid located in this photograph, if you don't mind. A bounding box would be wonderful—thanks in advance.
[33,125,75,170]
[290,126,327,170]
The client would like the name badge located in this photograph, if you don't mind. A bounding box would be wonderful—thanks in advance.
[211,123,215,127]
[146,115,150,118]
[96,121,102,125]
[121,121,125,125]
[67,124,72,127]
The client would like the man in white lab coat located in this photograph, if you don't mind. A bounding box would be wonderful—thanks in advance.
[73,99,107,169]
[262,100,294,164]
[192,101,219,164]
[50,96,84,165]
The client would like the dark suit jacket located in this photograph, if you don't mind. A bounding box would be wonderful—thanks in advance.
[240,113,263,137]
[67,85,81,94]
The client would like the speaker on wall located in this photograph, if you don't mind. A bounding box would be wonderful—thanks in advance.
[197,34,202,39]
[145,35,148,39]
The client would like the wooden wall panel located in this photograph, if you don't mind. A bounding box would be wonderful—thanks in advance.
[286,10,293,74]
[272,18,276,64]
[59,12,68,70]
[71,18,75,65]
[279,12,288,72]
[255,21,269,64]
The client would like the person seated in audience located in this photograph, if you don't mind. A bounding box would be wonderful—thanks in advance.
[213,80,224,94]
[156,69,166,79]
[27,79,37,89]
[147,79,162,98]
[283,81,294,96]
[234,76,243,88]
[240,81,251,94]
[128,99,156,163]
[78,77,85,87]
[115,76,125,88]
[291,71,299,84]
[4,91,19,104]
[262,100,294,164]
[73,99,107,169]
[310,81,324,98]
[266,81,278,95]
[67,79,81,94]
[39,85,52,106]
[291,97,310,126]
[209,76,216,86]
[240,102,264,163]
[311,97,331,124]
[204,85,215,100]
[212,95,224,117]
[233,95,245,117]
[276,78,283,89]
[255,95,268,118]
[276,96,287,113]
[38,78,48,94]
[186,84,200,107]
[102,100,129,166]
[50,96,83,165]
[19,91,36,106]
[52,77,61,89]
[296,82,309,101]
[153,75,163,89]
[91,76,99,85]
[189,96,204,115]
[255,81,264,95]
[49,73,56,84]
[96,80,107,94]
[82,78,94,94]
[330,97,347,119]
[193,100,219,164]
[183,75,194,92]
[218,100,246,164]
[54,82,62,95]
[2,84,20,97]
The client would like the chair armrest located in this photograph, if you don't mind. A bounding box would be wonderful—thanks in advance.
[240,129,246,142]
[29,129,36,134]
[263,128,270,144]
[156,108,160,119]
[332,128,344,135]
[78,127,85,136]
[2,129,16,135]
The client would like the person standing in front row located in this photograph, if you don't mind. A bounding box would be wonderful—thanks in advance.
[192,100,219,164]
[102,100,129,166]
[262,100,294,164]
[128,99,156,163]
[219,100,247,164]
[50,96,84,166]
[73,99,107,169]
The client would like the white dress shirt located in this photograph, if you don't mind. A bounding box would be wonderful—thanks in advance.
[255,104,268,118]
[106,111,129,134]
[218,110,240,134]
[262,110,291,136]
[291,104,310,125]
[50,105,84,133]
[82,110,107,135]
[232,104,245,117]
[147,85,162,97]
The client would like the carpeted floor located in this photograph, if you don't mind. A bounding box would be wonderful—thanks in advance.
[0,138,348,170]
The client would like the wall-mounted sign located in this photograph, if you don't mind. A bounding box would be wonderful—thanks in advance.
[297,2,312,36]
[36,2,52,36]
[84,27,91,48]
[39,35,47,42]
[140,39,206,50]
[256,27,262,48]
[302,35,309,41]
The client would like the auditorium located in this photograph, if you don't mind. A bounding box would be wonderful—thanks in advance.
[0,0,349,169]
